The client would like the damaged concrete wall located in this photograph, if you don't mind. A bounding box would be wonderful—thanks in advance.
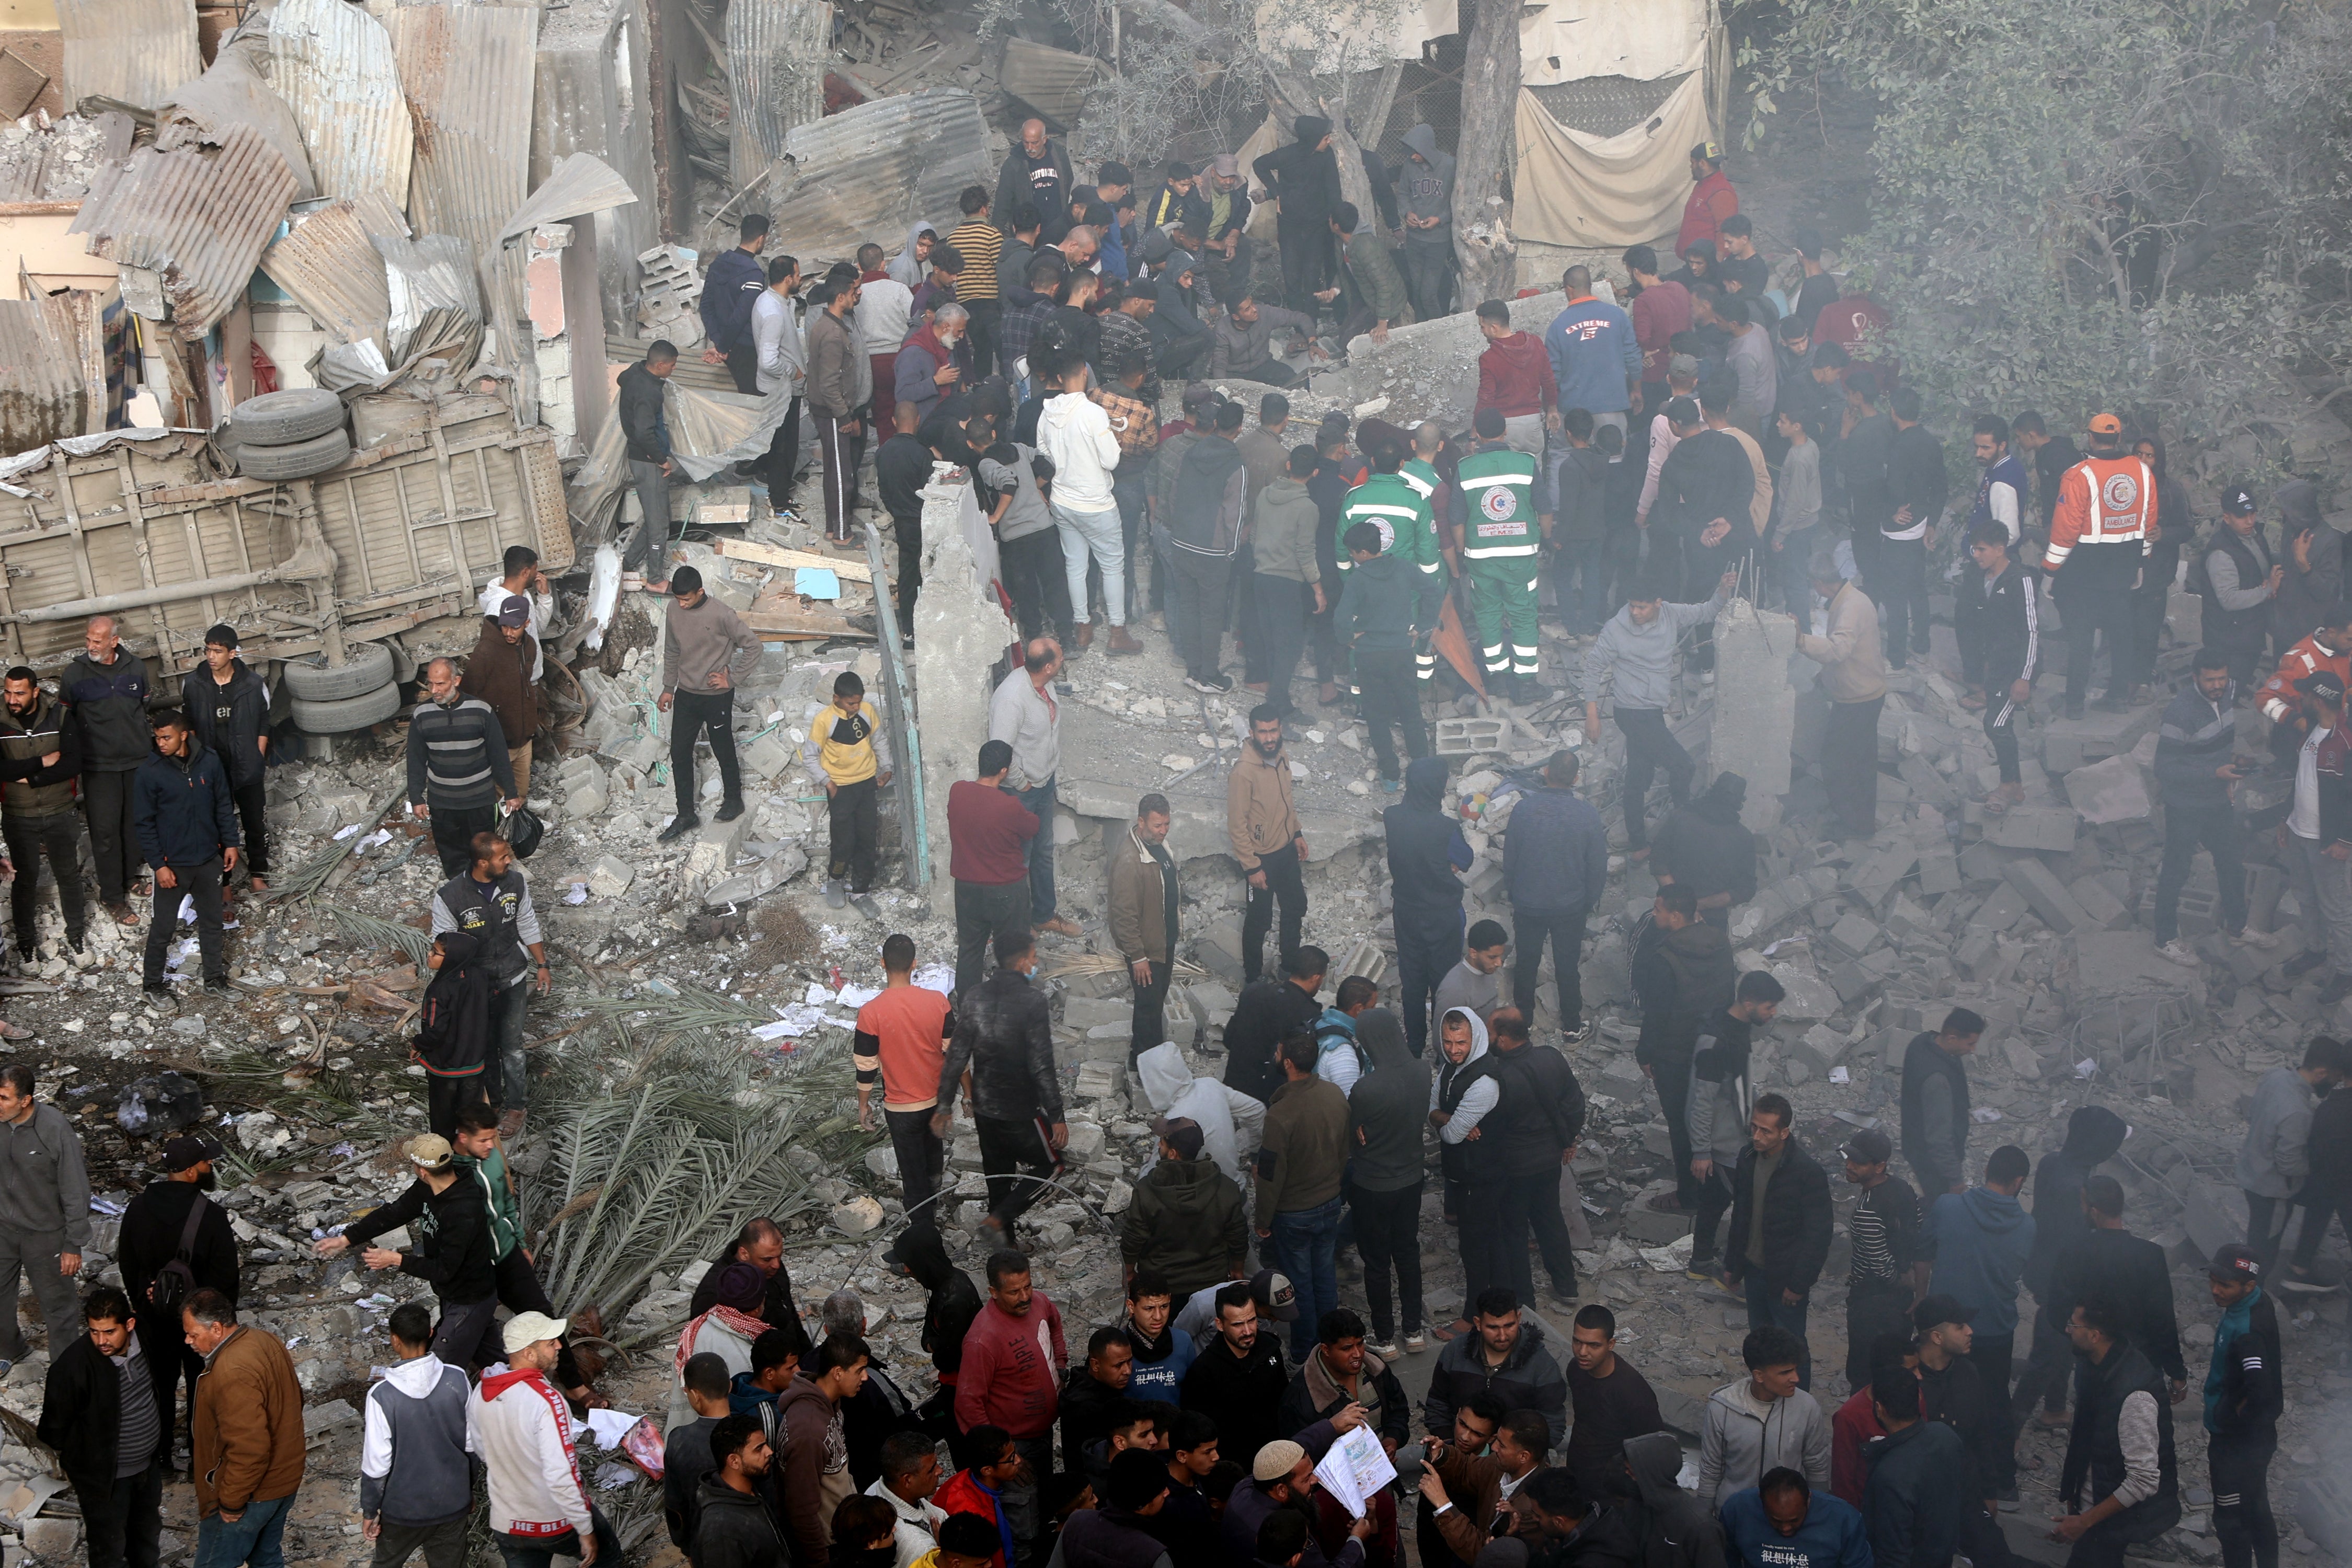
[910,473,1013,889]
[533,0,659,322]
[1307,289,1568,430]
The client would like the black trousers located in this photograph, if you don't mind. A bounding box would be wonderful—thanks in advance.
[1512,906,1589,1032]
[2058,548,2141,704]
[952,879,1029,1000]
[889,509,925,633]
[491,1247,587,1392]
[1253,574,1313,715]
[763,395,802,505]
[2155,803,2248,942]
[426,1071,492,1139]
[726,339,761,395]
[2132,583,2169,695]
[428,804,496,877]
[1967,1331,2018,1491]
[1130,959,1172,1062]
[669,689,741,821]
[1242,838,1307,984]
[1459,1177,1510,1312]
[136,1308,203,1438]
[1613,707,1693,851]
[2210,1426,2279,1568]
[142,860,223,986]
[975,1113,1058,1229]
[1876,534,1931,664]
[430,1294,502,1370]
[1690,1166,1735,1265]
[1357,648,1429,778]
[1158,333,1210,383]
[887,1106,948,1231]
[1845,1280,1915,1392]
[1001,529,1075,642]
[2,810,85,951]
[2066,1497,2180,1568]
[1172,551,1234,680]
[1983,665,2026,785]
[812,407,855,540]
[1649,1052,1702,1206]
[964,297,1002,378]
[83,767,140,905]
[1277,221,1335,318]
[231,778,269,878]
[1823,696,1885,836]
[828,777,881,890]
[74,1460,163,1568]
[1499,1164,1578,1300]
[1351,1181,1424,1340]
[1394,918,1460,1057]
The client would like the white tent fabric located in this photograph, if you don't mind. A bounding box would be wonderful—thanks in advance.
[1520,0,1707,86]
[1511,71,1712,248]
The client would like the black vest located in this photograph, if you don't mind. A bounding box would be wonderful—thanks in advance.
[2202,528,2271,649]
[1436,1051,1502,1183]
[1900,1034,1970,1175]
[2067,1341,2179,1518]
[438,870,530,986]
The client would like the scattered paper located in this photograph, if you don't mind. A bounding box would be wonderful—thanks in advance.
[1312,1424,1398,1519]
[2074,1058,2100,1079]
[1638,1233,1695,1273]
[334,824,362,840]
[912,963,956,996]
[358,828,394,851]
[1970,1106,2004,1123]
[584,1408,644,1448]
[565,884,589,906]
[836,985,881,1009]
[1828,1066,1850,1085]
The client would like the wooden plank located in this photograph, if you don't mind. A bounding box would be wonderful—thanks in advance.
[716,537,875,582]
[741,597,873,640]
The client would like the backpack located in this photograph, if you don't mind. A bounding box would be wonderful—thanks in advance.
[148,1195,211,1316]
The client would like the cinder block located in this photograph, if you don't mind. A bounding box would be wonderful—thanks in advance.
[1968,882,2030,935]
[1987,806,2076,854]
[2002,857,2096,932]
[2066,874,2133,931]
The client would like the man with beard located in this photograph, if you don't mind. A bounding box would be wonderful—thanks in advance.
[118,1134,238,1460]
[133,711,240,996]
[1181,1282,1291,1469]
[405,658,518,876]
[0,666,85,963]
[1231,707,1310,984]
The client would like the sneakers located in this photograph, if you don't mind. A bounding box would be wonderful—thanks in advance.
[715,798,745,823]
[1369,1339,1401,1359]
[2155,938,2201,969]
[1403,1331,1427,1354]
[1185,672,1235,694]
[2230,926,2281,949]
[141,982,173,998]
[2278,1262,2345,1294]
[657,813,700,844]
[202,977,232,996]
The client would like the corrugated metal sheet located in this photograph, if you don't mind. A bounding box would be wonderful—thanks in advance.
[998,39,1105,124]
[394,4,540,255]
[0,293,87,454]
[261,200,393,350]
[766,90,995,264]
[497,153,640,241]
[374,233,479,364]
[727,0,830,191]
[55,0,200,113]
[266,0,414,208]
[155,33,318,202]
[71,125,301,341]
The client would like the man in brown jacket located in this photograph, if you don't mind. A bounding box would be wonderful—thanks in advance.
[1255,1031,1349,1364]
[1227,705,1307,984]
[1108,793,1178,1063]
[182,1287,304,1565]
[461,596,542,799]
[1795,554,1889,839]
[806,276,867,543]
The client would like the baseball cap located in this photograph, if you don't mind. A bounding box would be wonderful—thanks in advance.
[1668,353,1700,378]
[670,566,704,597]
[502,1310,568,1354]
[1153,1116,1205,1161]
[1251,1267,1300,1322]
[497,594,531,628]
[1912,1294,1977,1333]
[162,1134,225,1172]
[406,1133,455,1173]
[1181,382,1220,413]
[1253,1439,1305,1482]
[2297,670,2346,705]
[2087,412,2124,435]
[2222,483,2257,515]
[2209,1244,2263,1283]
[1840,1127,1892,1165]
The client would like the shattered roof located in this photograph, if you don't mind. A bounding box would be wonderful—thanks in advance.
[71,123,301,340]
[498,152,640,242]
[55,0,201,113]
[394,3,542,256]
[265,0,414,210]
[766,90,995,263]
[261,199,398,350]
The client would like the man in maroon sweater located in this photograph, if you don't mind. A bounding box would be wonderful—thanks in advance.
[1623,245,1692,435]
[956,1249,1066,1564]
[948,740,1040,1001]
[1474,301,1557,459]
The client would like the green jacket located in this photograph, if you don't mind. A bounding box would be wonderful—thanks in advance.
[1455,442,1543,558]
[458,1149,522,1263]
[1118,1156,1246,1296]
[1341,232,1408,326]
[1336,552,1425,651]
[1339,471,1442,628]
[1250,477,1322,584]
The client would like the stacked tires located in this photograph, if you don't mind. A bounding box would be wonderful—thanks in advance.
[285,642,400,734]
[227,389,352,480]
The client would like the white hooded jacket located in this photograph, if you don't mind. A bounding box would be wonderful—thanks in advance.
[1428,1006,1498,1139]
[1134,1040,1266,1185]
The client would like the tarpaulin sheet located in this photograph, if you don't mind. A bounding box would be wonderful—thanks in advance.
[1520,0,1707,87]
[1510,72,1710,249]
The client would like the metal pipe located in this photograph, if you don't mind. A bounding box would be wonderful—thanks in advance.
[7,564,319,624]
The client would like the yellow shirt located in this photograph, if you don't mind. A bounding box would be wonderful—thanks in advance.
[811,698,882,786]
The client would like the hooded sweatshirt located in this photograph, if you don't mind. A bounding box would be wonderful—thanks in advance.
[1120,1147,1247,1297]
[2022,1107,2128,1303]
[361,1352,475,1527]
[1922,1186,2037,1335]
[1696,1376,1831,1508]
[1254,116,1343,230]
[1134,1041,1265,1186]
[1387,756,1473,930]
[1253,475,1323,584]
[2238,1067,2319,1200]
[1648,778,1757,909]
[1037,390,1121,512]
[1622,1431,1727,1568]
[1477,331,1558,421]
[1347,1010,1429,1192]
[1399,125,1455,246]
[886,223,936,289]
[1584,586,1728,711]
[1429,1007,1501,1185]
[1423,1314,1569,1450]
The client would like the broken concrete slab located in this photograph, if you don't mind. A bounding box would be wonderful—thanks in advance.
[1986,806,2077,854]
[2064,752,2152,823]
[2002,857,2096,931]
[1310,290,1568,432]
[2066,873,2133,931]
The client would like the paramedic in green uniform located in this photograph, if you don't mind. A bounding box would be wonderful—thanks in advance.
[1455,407,1550,702]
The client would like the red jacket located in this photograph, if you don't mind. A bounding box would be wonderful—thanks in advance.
[1677,170,1738,258]
[2258,631,2352,726]
[952,1296,1066,1439]
[1474,331,1556,419]
[1628,280,1691,384]
[1814,295,1899,387]
[2045,454,2154,570]
[1830,1387,1884,1506]
[934,1469,1012,1568]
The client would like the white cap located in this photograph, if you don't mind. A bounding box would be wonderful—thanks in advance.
[501,1311,568,1354]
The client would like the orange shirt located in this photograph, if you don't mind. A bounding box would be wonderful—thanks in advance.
[854,983,955,1111]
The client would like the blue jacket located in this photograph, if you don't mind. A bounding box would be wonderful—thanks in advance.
[132,742,240,869]
[1544,297,1642,416]
[1863,1417,1967,1568]
[1502,783,1610,915]
[1719,1486,1872,1568]
[1923,1185,2037,1334]
[699,247,767,354]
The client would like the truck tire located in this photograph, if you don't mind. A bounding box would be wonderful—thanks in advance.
[290,682,401,735]
[236,427,351,480]
[227,389,346,446]
[281,642,395,702]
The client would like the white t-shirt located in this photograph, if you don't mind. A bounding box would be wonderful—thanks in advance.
[477,579,549,682]
[2291,725,2329,840]
[855,278,915,358]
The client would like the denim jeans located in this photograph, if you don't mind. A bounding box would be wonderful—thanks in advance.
[194,1493,294,1568]
[1013,778,1059,921]
[1270,1195,1344,1364]
[1054,502,1128,627]
[1743,1271,1814,1389]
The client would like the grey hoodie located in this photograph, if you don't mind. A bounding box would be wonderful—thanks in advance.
[1428,1007,1499,1140]
[1348,1009,1430,1192]
[887,222,936,289]
[1399,125,1455,246]
[1623,1431,1728,1568]
[2237,1066,2318,1199]
[1584,587,1727,712]
[1695,1375,1830,1509]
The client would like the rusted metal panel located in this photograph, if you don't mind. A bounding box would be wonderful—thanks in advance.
[155,32,318,203]
[55,0,201,113]
[71,125,301,341]
[497,152,639,242]
[765,90,994,264]
[394,3,541,255]
[0,292,86,453]
[266,0,414,208]
[997,38,1106,124]
[726,0,830,191]
[260,200,394,350]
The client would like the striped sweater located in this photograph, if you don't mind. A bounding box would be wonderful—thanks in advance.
[406,696,516,811]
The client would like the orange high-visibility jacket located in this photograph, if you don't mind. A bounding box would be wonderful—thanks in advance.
[2043,455,2155,570]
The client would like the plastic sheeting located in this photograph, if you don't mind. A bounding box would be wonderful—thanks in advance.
[1510,73,1711,249]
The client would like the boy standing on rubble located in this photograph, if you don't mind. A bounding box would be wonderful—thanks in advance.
[802,671,892,904]
[657,568,762,845]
